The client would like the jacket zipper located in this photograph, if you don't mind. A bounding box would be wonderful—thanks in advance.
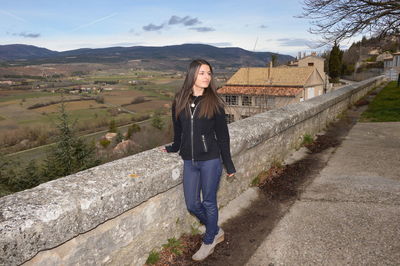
[189,104,199,164]
[201,135,208,152]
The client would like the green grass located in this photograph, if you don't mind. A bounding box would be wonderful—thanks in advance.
[360,82,400,122]
[190,223,201,235]
[251,175,260,186]
[302,134,314,146]
[0,92,54,102]
[145,250,160,265]
[162,238,184,255]
[17,108,110,126]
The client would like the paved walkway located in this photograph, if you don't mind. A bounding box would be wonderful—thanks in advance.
[246,122,400,265]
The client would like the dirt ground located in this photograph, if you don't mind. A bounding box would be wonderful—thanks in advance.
[147,88,380,265]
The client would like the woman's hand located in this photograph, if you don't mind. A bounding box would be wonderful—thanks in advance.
[161,147,167,152]
[227,173,235,177]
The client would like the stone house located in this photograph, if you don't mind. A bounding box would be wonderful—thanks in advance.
[383,52,400,81]
[217,65,325,123]
[289,52,330,92]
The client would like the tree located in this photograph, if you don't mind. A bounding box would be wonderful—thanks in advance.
[271,54,278,67]
[10,160,42,191]
[328,43,343,82]
[116,131,124,143]
[126,123,141,140]
[300,0,400,43]
[0,154,19,196]
[109,120,117,133]
[151,113,164,130]
[42,101,100,181]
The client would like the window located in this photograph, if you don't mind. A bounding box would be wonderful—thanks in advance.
[308,62,314,66]
[242,95,252,106]
[225,114,234,124]
[225,95,238,105]
[255,96,268,108]
[307,87,315,99]
[241,115,250,119]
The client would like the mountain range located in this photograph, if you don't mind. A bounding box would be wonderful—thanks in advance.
[0,44,294,71]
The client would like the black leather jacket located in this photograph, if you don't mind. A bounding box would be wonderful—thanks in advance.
[165,100,236,174]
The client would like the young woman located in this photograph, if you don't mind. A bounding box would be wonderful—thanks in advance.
[163,59,236,261]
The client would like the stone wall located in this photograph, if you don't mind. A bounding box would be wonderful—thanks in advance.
[0,76,385,266]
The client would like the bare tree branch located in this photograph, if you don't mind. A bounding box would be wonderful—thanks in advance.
[299,0,400,43]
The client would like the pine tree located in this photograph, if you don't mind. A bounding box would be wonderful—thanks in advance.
[109,120,117,133]
[0,154,18,196]
[328,43,342,82]
[43,100,100,181]
[11,160,42,191]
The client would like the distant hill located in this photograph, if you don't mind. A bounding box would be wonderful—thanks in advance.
[0,43,294,70]
[0,44,58,60]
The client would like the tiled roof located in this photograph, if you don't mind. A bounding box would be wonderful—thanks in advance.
[226,66,315,86]
[217,86,303,96]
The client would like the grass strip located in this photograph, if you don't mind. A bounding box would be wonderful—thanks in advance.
[360,81,400,122]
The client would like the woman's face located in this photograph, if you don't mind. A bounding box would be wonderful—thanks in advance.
[193,64,212,90]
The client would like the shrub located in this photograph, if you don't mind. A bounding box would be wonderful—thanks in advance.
[99,138,111,148]
[107,108,119,116]
[130,96,146,104]
[126,123,141,139]
[116,131,123,143]
[95,95,104,104]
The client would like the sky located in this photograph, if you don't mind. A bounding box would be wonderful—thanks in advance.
[0,0,355,56]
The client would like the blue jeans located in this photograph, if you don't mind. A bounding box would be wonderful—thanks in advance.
[183,158,223,244]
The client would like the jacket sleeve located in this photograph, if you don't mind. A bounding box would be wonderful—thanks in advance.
[165,103,182,153]
[215,107,236,174]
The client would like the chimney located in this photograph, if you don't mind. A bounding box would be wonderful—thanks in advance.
[303,52,306,58]
[298,52,301,59]
[311,51,317,56]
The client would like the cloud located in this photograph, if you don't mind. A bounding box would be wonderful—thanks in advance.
[189,27,215,32]
[260,24,268,29]
[143,15,209,33]
[7,31,41,38]
[277,38,312,47]
[168,15,201,26]
[142,23,165,31]
[19,32,40,38]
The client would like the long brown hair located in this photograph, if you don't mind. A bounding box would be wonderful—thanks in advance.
[174,59,224,119]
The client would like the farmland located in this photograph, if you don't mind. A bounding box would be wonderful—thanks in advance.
[0,63,185,157]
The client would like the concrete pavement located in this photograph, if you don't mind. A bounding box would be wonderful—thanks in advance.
[246,122,400,265]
